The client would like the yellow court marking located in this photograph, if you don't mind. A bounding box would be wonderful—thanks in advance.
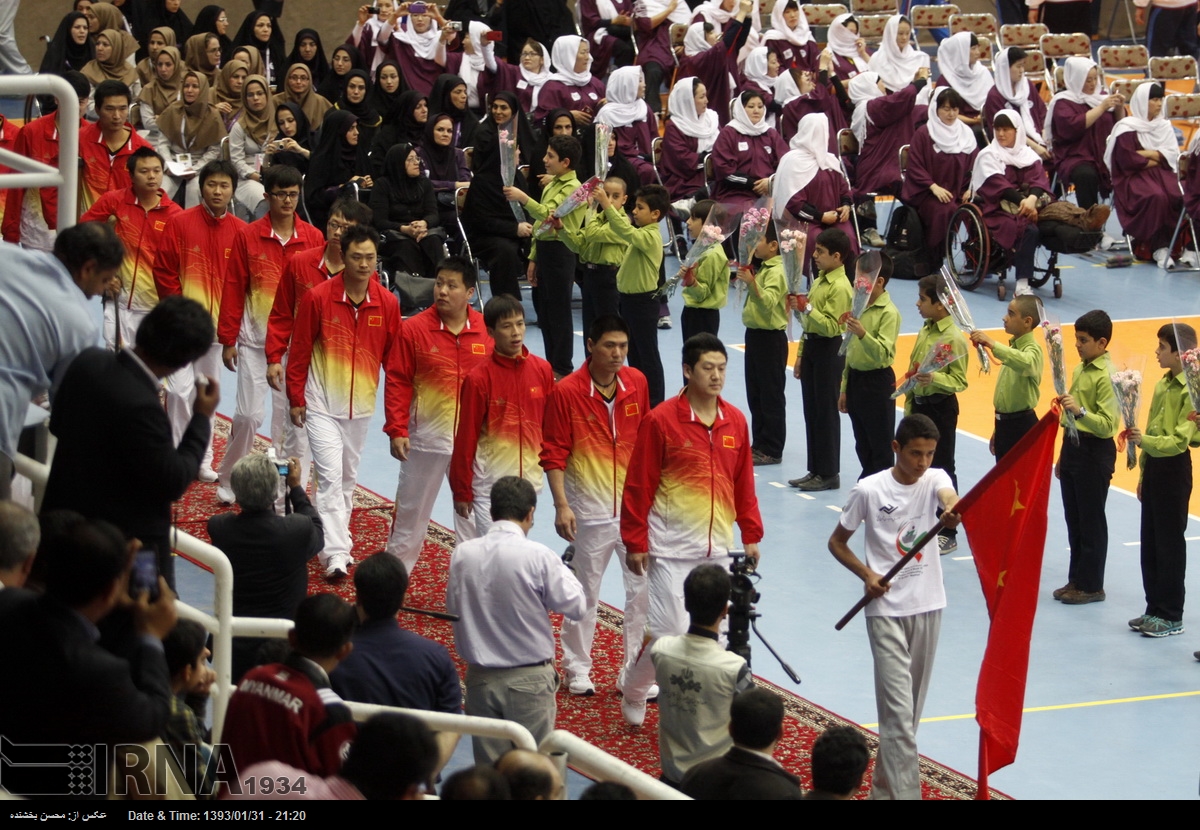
[858,689,1200,728]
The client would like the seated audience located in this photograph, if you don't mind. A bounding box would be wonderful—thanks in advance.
[806,726,870,800]
[495,749,565,801]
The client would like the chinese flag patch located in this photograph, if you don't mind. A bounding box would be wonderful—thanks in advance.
[154,221,165,231]
[368,315,382,326]
[625,402,639,417]
[224,248,231,258]
[472,343,486,354]
[723,435,735,448]
[530,386,543,398]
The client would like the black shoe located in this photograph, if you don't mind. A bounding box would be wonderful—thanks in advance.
[751,449,781,466]
[797,474,840,492]
[788,473,815,487]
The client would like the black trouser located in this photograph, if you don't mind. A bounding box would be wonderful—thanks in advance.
[744,328,788,458]
[1012,224,1040,281]
[641,60,665,113]
[847,367,897,479]
[580,263,619,338]
[383,233,445,279]
[1060,432,1117,593]
[537,240,577,377]
[681,306,720,342]
[620,290,665,406]
[994,409,1038,461]
[799,335,843,477]
[472,234,525,301]
[1141,452,1192,622]
[1067,162,1102,210]
[912,392,960,539]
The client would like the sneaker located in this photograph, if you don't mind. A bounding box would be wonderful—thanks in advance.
[1098,232,1120,251]
[751,449,781,466]
[787,473,815,487]
[797,474,840,492]
[198,466,218,483]
[1139,616,1184,638]
[862,228,886,248]
[1053,582,1076,601]
[1014,280,1033,296]
[568,676,596,697]
[936,535,957,555]
[216,485,236,504]
[647,683,660,701]
[621,697,647,727]
[1180,249,1199,267]
[657,315,672,329]
[1153,247,1175,270]
[1128,614,1151,631]
[1060,588,1106,605]
[324,564,349,581]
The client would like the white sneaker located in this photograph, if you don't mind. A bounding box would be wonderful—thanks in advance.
[324,561,349,581]
[621,697,647,727]
[647,683,660,700]
[1180,249,1198,267]
[216,485,235,504]
[198,466,218,483]
[567,676,595,697]
[1014,280,1033,296]
[1153,247,1173,269]
[1099,233,1120,251]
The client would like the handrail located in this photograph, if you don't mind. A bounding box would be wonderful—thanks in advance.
[0,74,79,228]
[540,730,692,800]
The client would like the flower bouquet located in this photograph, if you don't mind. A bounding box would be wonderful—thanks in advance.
[736,197,773,304]
[531,176,604,239]
[1174,321,1200,415]
[498,128,523,222]
[1041,311,1078,446]
[594,122,612,180]
[892,341,965,399]
[660,202,736,298]
[936,267,990,374]
[1110,366,1143,470]
[838,250,882,356]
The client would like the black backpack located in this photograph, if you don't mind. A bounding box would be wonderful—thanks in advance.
[882,204,932,280]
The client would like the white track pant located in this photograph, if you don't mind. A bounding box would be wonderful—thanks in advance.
[217,344,296,490]
[306,410,370,569]
[559,520,649,682]
[384,448,476,576]
[164,342,222,468]
[103,304,146,352]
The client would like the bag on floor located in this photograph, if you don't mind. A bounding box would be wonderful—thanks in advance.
[882,204,931,280]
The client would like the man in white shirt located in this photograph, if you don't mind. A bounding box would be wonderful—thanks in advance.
[827,413,960,800]
[446,475,587,764]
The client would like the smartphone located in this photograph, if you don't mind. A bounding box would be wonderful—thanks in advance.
[485,30,503,42]
[131,550,160,602]
[409,2,427,14]
[367,5,381,13]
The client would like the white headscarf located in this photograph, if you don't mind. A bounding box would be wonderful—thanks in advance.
[1104,82,1178,172]
[547,34,593,86]
[595,65,649,127]
[1044,57,1107,152]
[393,13,441,60]
[773,70,800,105]
[827,13,867,75]
[696,0,760,33]
[993,46,1043,145]
[848,71,884,144]
[729,90,770,135]
[927,86,978,154]
[637,0,692,27]
[742,47,773,90]
[773,113,843,217]
[668,77,720,152]
[868,15,928,93]
[937,31,994,112]
[971,108,1042,193]
[518,41,552,88]
[684,22,711,57]
[765,0,813,47]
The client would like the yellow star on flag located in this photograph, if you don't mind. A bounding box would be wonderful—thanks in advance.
[997,570,1007,588]
[1010,480,1025,516]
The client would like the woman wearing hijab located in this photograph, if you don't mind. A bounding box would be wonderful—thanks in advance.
[847,66,930,247]
[936,31,994,135]
[183,31,220,86]
[679,10,753,128]
[764,0,820,71]
[285,28,331,91]
[462,91,537,301]
[192,5,232,59]
[229,44,265,80]
[779,50,847,148]
[155,70,227,205]
[867,15,929,101]
[971,109,1051,294]
[136,25,175,86]
[826,13,870,81]
[417,112,471,236]
[231,10,286,91]
[594,66,658,185]
[379,4,448,97]
[1045,57,1125,210]
[88,3,134,45]
[137,43,182,135]
[369,88,427,178]
[40,12,95,77]
[139,0,192,54]
[774,112,857,274]
[580,0,635,71]
[304,110,372,229]
[348,2,396,74]
[228,73,274,217]
[1106,84,1183,268]
[740,47,787,121]
[372,143,446,279]
[429,73,480,149]
[661,78,720,202]
[984,47,1048,162]
[333,69,382,166]
[318,43,364,105]
[371,60,406,124]
[479,38,549,113]
[213,59,249,130]
[531,35,606,125]
[900,87,979,262]
[81,28,141,104]
[273,63,332,130]
[711,91,788,215]
[266,101,313,174]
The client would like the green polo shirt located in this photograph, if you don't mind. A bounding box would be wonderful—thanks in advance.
[903,314,969,415]
[562,210,626,267]
[841,290,901,391]
[742,256,787,331]
[802,265,853,339]
[605,205,662,295]
[523,171,582,259]
[991,331,1044,414]
[1067,352,1120,439]
[682,245,730,310]
[1140,369,1200,472]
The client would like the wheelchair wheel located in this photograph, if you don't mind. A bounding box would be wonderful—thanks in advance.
[945,204,989,291]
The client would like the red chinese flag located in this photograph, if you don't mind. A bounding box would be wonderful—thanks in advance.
[955,408,1059,796]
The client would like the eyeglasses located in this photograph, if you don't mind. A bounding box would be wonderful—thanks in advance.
[327,220,353,233]
[268,191,300,201]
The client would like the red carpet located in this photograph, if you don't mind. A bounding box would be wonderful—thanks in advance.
[173,419,1008,800]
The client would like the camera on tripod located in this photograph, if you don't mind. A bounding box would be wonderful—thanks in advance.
[726,551,802,685]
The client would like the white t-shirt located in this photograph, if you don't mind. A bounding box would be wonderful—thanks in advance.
[838,467,953,618]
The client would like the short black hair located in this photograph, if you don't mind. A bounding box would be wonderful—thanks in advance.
[1149,82,1165,99]
[588,313,629,344]
[763,216,778,245]
[683,332,726,370]
[815,227,853,266]
[199,159,239,188]
[635,184,670,220]
[440,766,512,800]
[291,593,356,659]
[917,274,944,305]
[39,514,130,608]
[580,781,637,800]
[163,619,208,678]
[54,221,125,275]
[63,70,92,100]
[876,251,893,285]
[437,255,478,290]
[1011,294,1040,326]
[135,295,215,371]
[895,413,940,448]
[739,89,765,109]
[353,552,409,622]
[1007,46,1027,65]
[490,476,537,522]
[126,145,164,176]
[1074,309,1112,344]
[810,726,869,796]
[93,79,132,110]
[484,294,524,330]
[341,713,439,799]
[263,163,303,192]
[547,134,582,170]
[729,687,785,750]
[935,86,965,111]
[340,223,379,253]
[683,563,730,627]
[689,198,718,222]
[602,175,627,196]
[1160,322,1197,353]
[330,195,373,226]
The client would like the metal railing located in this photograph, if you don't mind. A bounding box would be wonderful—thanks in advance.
[0,74,79,229]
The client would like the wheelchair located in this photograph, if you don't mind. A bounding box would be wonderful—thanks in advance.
[944,201,1102,301]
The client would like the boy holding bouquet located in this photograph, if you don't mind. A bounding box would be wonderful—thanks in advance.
[562,176,628,337]
[679,200,730,342]
[736,220,787,466]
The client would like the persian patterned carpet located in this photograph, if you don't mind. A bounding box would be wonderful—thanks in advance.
[172,418,1008,800]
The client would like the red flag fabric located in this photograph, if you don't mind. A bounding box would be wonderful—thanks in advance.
[956,408,1059,791]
